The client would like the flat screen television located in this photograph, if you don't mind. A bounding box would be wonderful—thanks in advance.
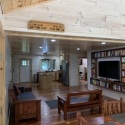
[98,61,120,79]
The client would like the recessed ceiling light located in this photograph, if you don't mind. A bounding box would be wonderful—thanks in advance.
[51,39,56,42]
[77,48,80,50]
[101,42,106,45]
[63,54,64,56]
[39,47,42,48]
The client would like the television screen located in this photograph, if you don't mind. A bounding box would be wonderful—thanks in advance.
[99,61,120,79]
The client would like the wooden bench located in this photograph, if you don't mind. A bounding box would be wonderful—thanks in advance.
[9,85,41,125]
[57,90,102,120]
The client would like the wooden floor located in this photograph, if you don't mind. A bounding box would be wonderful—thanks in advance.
[9,80,116,125]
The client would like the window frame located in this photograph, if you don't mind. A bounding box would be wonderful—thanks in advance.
[40,59,56,71]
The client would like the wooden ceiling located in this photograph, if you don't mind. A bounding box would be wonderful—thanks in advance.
[1,0,52,14]
[9,36,125,56]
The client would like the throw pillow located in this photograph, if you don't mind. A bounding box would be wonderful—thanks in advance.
[88,93,98,101]
[18,86,25,93]
[14,85,21,95]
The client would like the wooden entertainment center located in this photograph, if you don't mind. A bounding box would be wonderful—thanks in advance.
[90,48,125,93]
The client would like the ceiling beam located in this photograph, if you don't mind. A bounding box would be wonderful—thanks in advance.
[1,0,54,14]
[5,31,125,44]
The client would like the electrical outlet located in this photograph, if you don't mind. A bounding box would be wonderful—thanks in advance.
[0,107,2,115]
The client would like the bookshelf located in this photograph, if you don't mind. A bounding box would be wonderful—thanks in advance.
[91,48,125,94]
[91,57,97,78]
[90,78,125,93]
[121,56,125,82]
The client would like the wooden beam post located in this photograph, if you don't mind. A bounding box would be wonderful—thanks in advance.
[0,37,5,125]
[0,21,5,125]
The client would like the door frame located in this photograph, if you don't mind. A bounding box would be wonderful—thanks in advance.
[0,22,5,125]
[19,58,32,83]
[78,57,87,84]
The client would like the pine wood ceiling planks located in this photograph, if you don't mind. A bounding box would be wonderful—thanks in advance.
[31,0,40,4]
[1,0,49,14]
[22,0,32,6]
[12,0,20,9]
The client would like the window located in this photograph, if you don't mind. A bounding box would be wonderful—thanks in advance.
[22,60,29,66]
[41,59,56,71]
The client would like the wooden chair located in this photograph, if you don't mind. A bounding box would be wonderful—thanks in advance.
[77,112,91,125]
[104,98,124,116]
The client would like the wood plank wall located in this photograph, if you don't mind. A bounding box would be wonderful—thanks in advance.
[3,0,125,39]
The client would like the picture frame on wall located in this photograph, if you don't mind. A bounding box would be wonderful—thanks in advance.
[79,59,82,65]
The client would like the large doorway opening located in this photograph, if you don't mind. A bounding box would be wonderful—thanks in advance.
[78,58,88,85]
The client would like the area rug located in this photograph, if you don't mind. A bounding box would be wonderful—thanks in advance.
[109,113,125,124]
[45,97,88,109]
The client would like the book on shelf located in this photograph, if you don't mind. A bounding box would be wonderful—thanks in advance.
[94,53,97,58]
[91,53,94,58]
[91,79,99,85]
[92,69,95,73]
[91,64,94,68]
[122,71,125,77]
[92,74,95,78]
[98,52,100,57]
[104,52,107,57]
[118,49,122,56]
[116,85,121,91]
[113,84,121,91]
[110,51,114,56]
[121,86,125,92]
[115,50,118,56]
[122,63,125,70]
[101,52,104,57]
[113,84,117,90]
[107,51,110,57]
[122,57,125,62]
[92,59,94,63]
[122,49,125,55]
[100,81,105,87]
[122,78,125,82]
[105,83,110,88]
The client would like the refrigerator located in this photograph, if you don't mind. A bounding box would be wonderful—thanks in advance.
[62,60,69,86]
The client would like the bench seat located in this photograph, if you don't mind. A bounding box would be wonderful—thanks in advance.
[16,92,35,100]
[9,85,41,125]
[58,90,102,120]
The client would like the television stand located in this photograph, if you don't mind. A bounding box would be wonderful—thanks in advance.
[90,78,125,93]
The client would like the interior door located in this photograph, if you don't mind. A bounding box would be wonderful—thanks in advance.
[20,59,31,82]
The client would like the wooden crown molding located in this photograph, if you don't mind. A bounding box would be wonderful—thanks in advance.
[1,0,54,14]
[5,31,125,43]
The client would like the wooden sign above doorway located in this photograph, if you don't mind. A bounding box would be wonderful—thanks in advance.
[28,21,65,32]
